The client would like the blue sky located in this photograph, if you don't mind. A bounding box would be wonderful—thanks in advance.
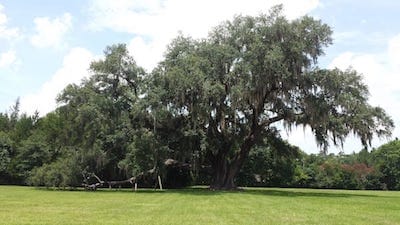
[1,0,399,154]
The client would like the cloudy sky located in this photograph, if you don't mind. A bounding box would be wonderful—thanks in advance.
[1,0,399,154]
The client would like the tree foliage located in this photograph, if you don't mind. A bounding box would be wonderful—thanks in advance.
[147,5,393,189]
[372,140,400,190]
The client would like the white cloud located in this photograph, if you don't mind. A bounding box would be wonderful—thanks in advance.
[20,47,94,115]
[0,4,20,40]
[0,50,16,68]
[127,36,165,72]
[88,0,320,71]
[388,34,400,70]
[0,4,7,24]
[30,13,72,48]
[0,4,20,70]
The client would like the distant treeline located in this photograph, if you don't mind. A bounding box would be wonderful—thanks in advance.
[238,142,400,190]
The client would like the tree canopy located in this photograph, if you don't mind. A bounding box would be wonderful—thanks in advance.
[147,5,393,189]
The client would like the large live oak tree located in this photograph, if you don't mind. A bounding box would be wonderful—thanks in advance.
[148,6,393,189]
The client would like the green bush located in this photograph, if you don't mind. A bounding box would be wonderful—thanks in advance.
[28,154,82,188]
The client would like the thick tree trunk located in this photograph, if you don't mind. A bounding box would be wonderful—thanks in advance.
[211,164,242,190]
[210,151,235,190]
[210,133,256,190]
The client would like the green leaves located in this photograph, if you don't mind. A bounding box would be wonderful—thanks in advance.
[90,43,145,99]
[372,140,400,189]
[0,132,12,173]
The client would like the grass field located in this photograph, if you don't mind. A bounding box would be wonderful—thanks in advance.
[0,186,399,225]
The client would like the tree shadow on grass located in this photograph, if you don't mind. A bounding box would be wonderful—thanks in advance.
[163,187,382,198]
[240,188,380,198]
[33,186,384,198]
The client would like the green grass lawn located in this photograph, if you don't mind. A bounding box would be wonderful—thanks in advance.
[0,186,399,225]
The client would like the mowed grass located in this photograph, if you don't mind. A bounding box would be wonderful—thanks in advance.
[0,186,400,225]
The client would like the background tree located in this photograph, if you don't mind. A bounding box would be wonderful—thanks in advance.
[372,139,400,190]
[0,131,12,183]
[54,44,145,182]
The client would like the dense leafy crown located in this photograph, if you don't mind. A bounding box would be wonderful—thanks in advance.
[149,5,393,152]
